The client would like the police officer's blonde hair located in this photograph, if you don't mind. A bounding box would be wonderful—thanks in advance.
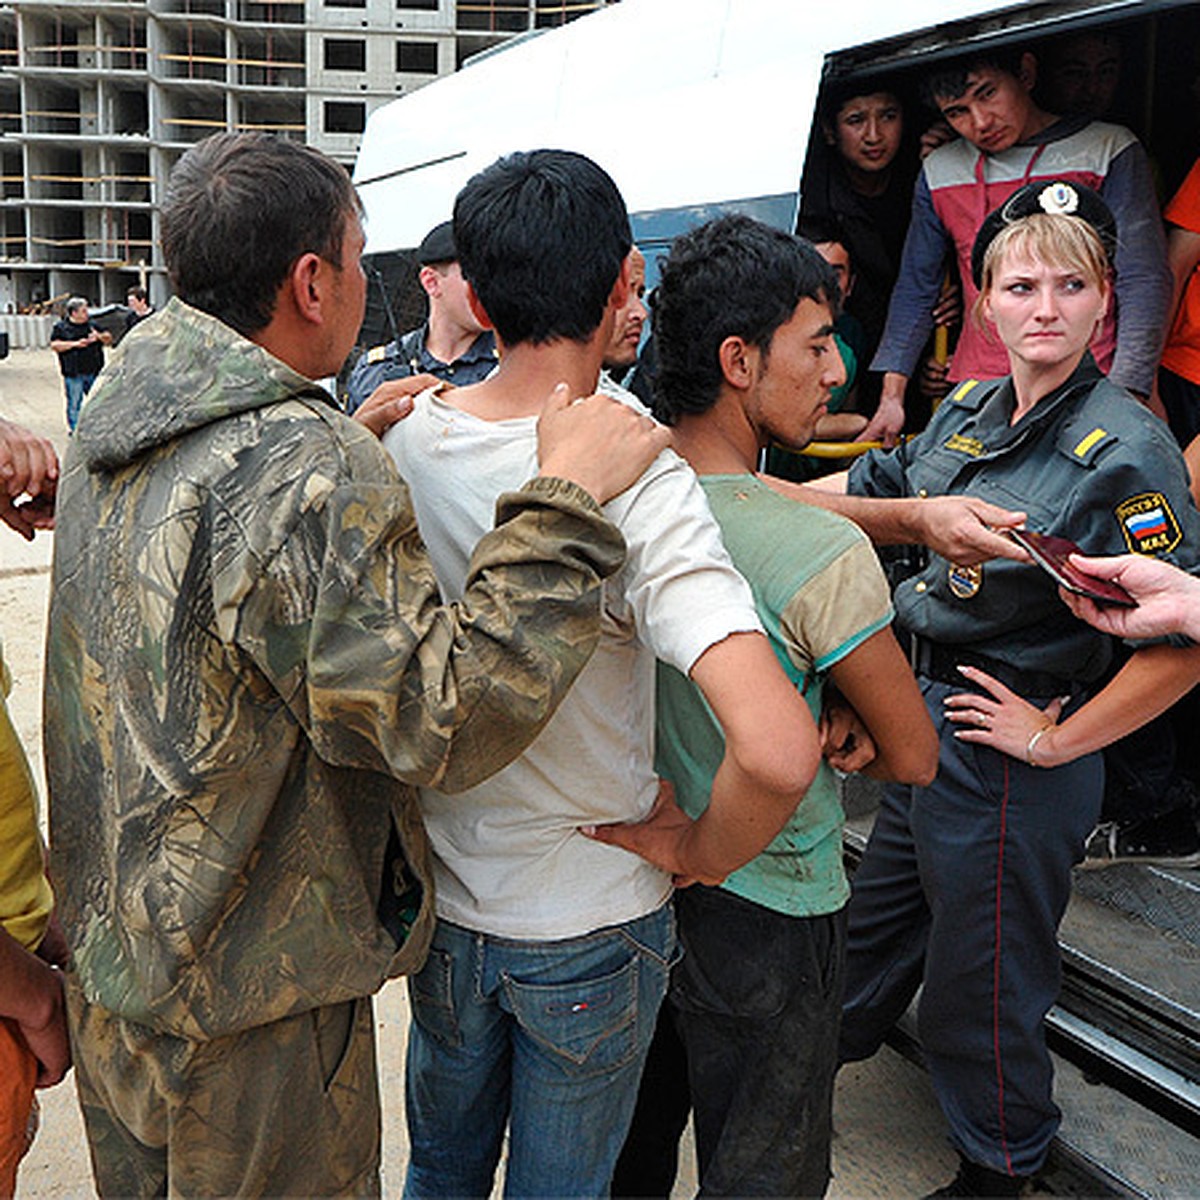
[973,213,1111,328]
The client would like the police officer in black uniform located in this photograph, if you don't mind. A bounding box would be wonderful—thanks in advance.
[836,181,1200,1198]
[345,220,498,413]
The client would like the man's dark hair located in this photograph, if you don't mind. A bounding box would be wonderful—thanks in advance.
[796,214,850,254]
[126,285,148,303]
[453,149,631,346]
[920,46,1029,108]
[651,214,839,426]
[162,132,360,336]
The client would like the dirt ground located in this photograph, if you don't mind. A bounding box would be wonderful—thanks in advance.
[1,346,955,1198]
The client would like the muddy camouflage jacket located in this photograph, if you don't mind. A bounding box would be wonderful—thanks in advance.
[45,297,625,1041]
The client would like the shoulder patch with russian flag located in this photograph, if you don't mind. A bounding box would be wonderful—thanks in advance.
[1115,493,1181,554]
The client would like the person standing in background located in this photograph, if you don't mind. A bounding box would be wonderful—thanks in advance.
[123,287,155,333]
[49,298,111,433]
[862,47,1169,444]
[601,244,648,385]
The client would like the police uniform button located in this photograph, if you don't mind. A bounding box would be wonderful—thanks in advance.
[918,489,929,499]
[915,581,928,593]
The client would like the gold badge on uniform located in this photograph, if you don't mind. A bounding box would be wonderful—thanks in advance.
[1115,492,1181,555]
[944,432,985,457]
[948,563,982,598]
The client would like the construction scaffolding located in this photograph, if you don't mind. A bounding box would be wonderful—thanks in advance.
[0,0,618,311]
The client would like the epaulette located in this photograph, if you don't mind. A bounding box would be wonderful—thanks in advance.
[946,379,992,411]
[1056,422,1117,468]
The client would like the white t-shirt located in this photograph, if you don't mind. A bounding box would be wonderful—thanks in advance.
[383,382,761,939]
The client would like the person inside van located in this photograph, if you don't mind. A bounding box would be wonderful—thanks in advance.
[801,82,915,380]
[860,45,1170,445]
[1038,29,1124,121]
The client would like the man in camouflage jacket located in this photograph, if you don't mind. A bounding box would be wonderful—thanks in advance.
[43,132,666,1198]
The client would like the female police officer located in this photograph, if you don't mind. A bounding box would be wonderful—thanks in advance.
[831,181,1200,1197]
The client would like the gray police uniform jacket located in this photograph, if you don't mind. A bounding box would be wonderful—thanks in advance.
[345,325,498,412]
[849,355,1200,686]
[45,297,624,1041]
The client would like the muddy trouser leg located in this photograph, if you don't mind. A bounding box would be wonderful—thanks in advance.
[68,976,381,1198]
[610,998,691,1199]
[671,885,846,1198]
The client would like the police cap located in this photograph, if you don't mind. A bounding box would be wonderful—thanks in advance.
[417,220,457,266]
[971,180,1118,288]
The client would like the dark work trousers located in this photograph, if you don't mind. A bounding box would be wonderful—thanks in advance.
[839,679,1102,1179]
[610,1005,690,1199]
[617,885,846,1198]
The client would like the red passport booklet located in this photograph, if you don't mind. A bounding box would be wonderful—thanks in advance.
[1005,529,1136,608]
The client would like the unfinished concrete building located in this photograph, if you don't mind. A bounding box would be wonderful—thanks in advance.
[0,0,613,313]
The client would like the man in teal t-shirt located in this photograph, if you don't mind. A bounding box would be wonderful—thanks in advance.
[611,215,936,1198]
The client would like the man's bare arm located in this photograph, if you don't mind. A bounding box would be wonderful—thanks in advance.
[827,628,938,784]
[856,372,908,446]
[762,472,1028,567]
[584,631,820,885]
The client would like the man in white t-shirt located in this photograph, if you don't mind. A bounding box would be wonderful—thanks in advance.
[385,149,822,1199]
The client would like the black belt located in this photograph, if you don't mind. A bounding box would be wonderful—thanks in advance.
[910,638,1077,698]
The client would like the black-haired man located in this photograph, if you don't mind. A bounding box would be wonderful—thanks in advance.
[611,214,936,1197]
[384,152,822,1197]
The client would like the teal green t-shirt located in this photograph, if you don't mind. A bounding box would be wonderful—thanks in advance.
[655,474,892,917]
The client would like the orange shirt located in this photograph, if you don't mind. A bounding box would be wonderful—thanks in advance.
[0,1019,36,1196]
[1162,158,1200,385]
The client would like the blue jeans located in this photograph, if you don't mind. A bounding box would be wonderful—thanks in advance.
[404,904,676,1199]
[64,374,96,431]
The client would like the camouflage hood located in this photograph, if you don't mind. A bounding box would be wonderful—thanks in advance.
[75,296,332,472]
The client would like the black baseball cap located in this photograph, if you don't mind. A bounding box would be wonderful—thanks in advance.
[971,180,1118,287]
[417,220,456,266]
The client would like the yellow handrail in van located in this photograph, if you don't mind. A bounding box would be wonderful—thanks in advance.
[797,435,916,459]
